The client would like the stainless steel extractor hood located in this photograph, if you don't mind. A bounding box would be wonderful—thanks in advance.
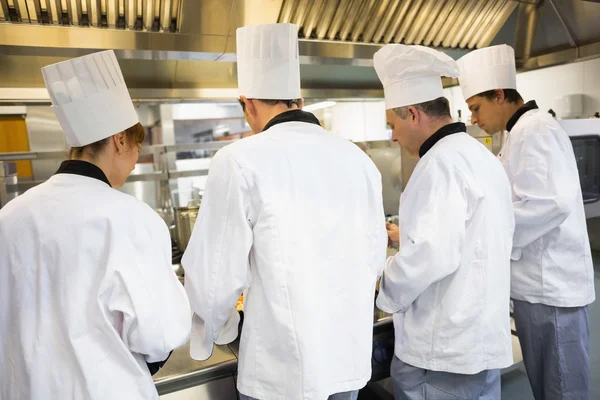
[1,0,600,103]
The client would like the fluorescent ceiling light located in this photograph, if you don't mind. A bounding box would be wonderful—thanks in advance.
[304,101,337,112]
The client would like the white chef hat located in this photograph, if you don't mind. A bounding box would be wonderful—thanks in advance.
[457,44,517,101]
[374,44,459,110]
[41,50,139,147]
[236,23,301,100]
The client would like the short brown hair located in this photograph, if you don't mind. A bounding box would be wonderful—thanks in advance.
[476,89,523,104]
[238,98,302,113]
[69,122,146,160]
[393,97,451,120]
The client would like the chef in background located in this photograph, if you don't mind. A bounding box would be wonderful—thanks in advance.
[458,44,595,400]
[0,50,191,400]
[182,23,387,400]
[375,44,515,399]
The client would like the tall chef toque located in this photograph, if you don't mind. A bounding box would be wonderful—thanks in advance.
[236,23,302,100]
[42,50,139,147]
[374,44,460,110]
[457,44,517,101]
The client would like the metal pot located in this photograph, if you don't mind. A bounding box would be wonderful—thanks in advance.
[173,205,200,252]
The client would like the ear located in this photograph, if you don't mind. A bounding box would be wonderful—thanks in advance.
[495,89,506,104]
[298,98,304,110]
[407,106,420,126]
[113,132,127,154]
[241,96,257,118]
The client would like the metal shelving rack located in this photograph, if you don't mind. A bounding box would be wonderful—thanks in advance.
[0,140,236,208]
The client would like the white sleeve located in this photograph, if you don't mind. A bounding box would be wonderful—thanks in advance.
[107,215,192,364]
[376,158,468,313]
[182,148,253,361]
[509,127,578,249]
[372,170,389,278]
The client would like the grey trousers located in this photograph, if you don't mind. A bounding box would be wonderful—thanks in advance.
[513,299,591,400]
[390,356,500,400]
[239,390,359,400]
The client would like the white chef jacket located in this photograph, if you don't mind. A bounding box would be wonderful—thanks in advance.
[182,112,388,400]
[499,105,595,307]
[377,126,515,374]
[0,169,191,400]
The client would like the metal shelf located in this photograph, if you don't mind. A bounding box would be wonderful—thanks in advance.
[0,140,236,206]
[0,140,236,162]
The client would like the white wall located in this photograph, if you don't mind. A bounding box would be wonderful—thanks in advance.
[444,57,600,123]
[327,101,388,142]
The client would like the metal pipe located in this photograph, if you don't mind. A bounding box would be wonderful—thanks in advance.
[514,0,544,68]
[0,162,8,209]
[547,0,577,47]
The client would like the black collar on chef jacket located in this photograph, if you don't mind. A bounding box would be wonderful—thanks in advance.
[419,122,466,158]
[506,100,539,132]
[55,160,111,187]
[262,109,322,132]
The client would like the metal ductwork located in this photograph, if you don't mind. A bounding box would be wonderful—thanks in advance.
[279,0,518,49]
[514,0,544,68]
[0,0,181,31]
[2,0,600,102]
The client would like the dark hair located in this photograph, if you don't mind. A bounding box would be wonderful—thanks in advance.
[476,89,523,104]
[392,97,451,120]
[238,98,302,113]
[69,122,146,160]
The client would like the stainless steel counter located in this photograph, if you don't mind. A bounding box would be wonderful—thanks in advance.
[154,308,395,398]
[154,342,238,396]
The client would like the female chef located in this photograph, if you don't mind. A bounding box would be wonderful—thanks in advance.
[0,50,191,400]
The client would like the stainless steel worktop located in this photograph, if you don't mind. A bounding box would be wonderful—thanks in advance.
[154,308,394,396]
[154,342,238,396]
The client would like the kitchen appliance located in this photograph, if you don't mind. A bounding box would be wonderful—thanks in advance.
[173,204,200,252]
[560,119,600,218]
[355,140,402,217]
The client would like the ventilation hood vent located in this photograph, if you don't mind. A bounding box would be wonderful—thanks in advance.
[0,0,181,32]
[279,0,518,49]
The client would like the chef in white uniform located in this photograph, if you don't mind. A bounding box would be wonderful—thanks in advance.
[458,44,595,400]
[182,23,387,400]
[0,50,191,400]
[374,44,515,399]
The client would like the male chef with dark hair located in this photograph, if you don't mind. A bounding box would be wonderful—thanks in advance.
[458,44,595,400]
[375,44,515,399]
[182,23,388,400]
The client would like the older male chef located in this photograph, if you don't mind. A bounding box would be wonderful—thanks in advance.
[458,45,595,400]
[182,23,387,400]
[374,45,515,399]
